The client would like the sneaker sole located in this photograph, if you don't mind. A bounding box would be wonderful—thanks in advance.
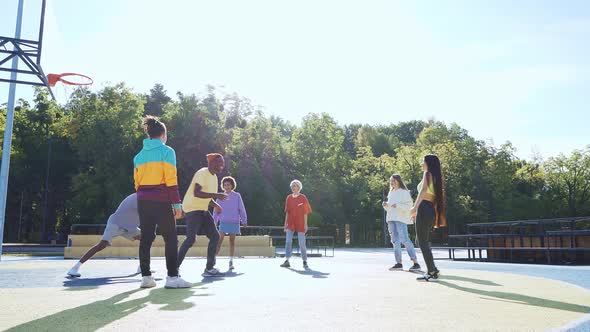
[67,273,81,277]
[416,276,439,282]
[140,284,156,288]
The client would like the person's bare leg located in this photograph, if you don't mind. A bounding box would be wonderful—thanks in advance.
[229,235,236,258]
[67,240,109,276]
[216,232,225,256]
[80,240,109,263]
[229,234,236,269]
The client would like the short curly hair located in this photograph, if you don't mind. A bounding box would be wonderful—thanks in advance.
[290,179,302,191]
[221,176,237,190]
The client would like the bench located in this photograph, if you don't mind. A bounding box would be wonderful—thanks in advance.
[545,230,590,248]
[66,224,276,259]
[432,245,590,263]
[448,233,552,248]
[442,217,590,264]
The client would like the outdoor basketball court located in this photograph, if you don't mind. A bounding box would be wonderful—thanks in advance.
[1,249,589,331]
[2,2,590,331]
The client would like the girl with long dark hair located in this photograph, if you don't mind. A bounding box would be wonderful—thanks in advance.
[410,154,447,281]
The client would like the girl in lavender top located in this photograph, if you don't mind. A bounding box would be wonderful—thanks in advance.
[214,176,248,270]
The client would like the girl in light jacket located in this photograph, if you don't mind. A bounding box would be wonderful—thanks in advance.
[382,174,421,272]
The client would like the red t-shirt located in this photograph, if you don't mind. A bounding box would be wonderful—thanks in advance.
[285,194,312,232]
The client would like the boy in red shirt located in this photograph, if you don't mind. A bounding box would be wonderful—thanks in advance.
[280,180,312,269]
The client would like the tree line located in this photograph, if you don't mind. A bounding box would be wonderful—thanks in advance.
[1,83,589,245]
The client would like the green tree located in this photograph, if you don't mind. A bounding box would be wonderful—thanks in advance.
[162,91,223,192]
[68,84,144,224]
[226,112,293,225]
[544,148,590,216]
[291,113,351,226]
[143,83,172,117]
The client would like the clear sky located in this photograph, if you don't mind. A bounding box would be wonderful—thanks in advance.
[1,0,589,160]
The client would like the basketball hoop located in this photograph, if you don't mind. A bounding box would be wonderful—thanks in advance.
[47,73,93,87]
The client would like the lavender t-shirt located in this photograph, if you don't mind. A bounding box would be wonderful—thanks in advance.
[213,191,248,224]
[107,193,140,231]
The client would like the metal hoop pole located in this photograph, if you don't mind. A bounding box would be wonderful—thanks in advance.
[0,0,25,260]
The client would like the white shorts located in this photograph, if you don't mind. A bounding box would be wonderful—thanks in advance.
[101,222,140,245]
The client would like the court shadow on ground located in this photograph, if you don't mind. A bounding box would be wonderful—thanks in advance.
[438,275,590,314]
[63,274,160,289]
[288,267,330,279]
[5,284,209,332]
[441,275,501,286]
[200,271,244,284]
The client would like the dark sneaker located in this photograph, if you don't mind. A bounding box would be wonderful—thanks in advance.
[303,261,309,269]
[388,263,403,271]
[416,272,439,282]
[203,267,225,277]
[280,260,291,268]
[409,263,421,272]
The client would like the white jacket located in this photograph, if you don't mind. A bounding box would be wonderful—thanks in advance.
[383,189,414,224]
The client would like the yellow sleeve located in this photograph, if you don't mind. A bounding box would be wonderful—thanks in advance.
[193,169,205,189]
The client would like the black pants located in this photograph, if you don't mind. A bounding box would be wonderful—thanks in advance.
[138,200,178,277]
[415,200,438,274]
[177,210,220,270]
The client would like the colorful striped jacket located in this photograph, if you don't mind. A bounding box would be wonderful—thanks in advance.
[133,138,182,208]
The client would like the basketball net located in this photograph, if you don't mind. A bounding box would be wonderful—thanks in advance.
[47,73,93,105]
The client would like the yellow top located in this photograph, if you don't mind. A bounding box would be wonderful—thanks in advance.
[182,167,218,212]
[418,178,435,196]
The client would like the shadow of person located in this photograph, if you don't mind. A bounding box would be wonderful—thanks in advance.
[288,267,330,279]
[199,271,245,284]
[6,284,208,331]
[221,271,244,278]
[438,279,590,314]
[63,275,164,289]
[441,275,501,286]
[146,285,211,311]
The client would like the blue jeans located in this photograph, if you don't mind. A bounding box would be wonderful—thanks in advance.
[285,229,307,261]
[387,221,417,264]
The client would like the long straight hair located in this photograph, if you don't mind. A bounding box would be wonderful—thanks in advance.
[424,154,446,227]
[389,174,408,192]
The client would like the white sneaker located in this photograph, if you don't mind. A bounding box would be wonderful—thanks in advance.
[229,261,234,270]
[165,276,192,289]
[67,267,81,277]
[140,276,156,288]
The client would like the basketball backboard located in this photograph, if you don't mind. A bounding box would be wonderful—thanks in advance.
[0,0,54,98]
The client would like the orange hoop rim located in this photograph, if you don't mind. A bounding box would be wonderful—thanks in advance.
[47,73,93,87]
